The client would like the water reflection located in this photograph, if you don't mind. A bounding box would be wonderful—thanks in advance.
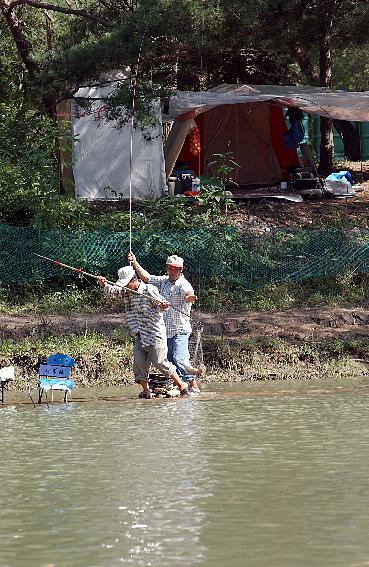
[1,380,369,566]
[0,398,212,567]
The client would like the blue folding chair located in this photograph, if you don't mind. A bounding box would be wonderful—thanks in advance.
[38,354,76,403]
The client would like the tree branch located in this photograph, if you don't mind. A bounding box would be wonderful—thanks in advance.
[1,1,38,77]
[289,43,319,84]
[6,0,113,26]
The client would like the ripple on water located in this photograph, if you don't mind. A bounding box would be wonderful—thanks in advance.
[1,382,369,566]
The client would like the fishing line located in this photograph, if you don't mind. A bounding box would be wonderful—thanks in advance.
[128,30,147,254]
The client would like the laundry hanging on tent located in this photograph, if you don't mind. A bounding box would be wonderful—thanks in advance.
[283,107,305,149]
[283,122,305,149]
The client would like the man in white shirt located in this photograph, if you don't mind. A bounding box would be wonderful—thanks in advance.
[128,252,201,393]
[97,265,190,399]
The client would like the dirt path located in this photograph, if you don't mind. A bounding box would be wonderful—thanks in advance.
[2,306,369,341]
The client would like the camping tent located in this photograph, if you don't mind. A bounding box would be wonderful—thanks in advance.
[164,84,369,186]
[71,73,166,200]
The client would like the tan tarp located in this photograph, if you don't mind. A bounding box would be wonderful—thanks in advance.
[168,84,369,122]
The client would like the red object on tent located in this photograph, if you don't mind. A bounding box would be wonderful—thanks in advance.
[269,106,300,178]
[176,115,204,175]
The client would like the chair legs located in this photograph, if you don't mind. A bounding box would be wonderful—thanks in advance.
[1,379,12,404]
[38,387,70,404]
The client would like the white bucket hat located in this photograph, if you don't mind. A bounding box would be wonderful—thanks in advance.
[116,265,136,286]
[166,255,184,268]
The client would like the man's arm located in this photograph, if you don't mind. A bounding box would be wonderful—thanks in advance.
[97,276,128,302]
[128,252,150,283]
[181,279,197,304]
[145,283,170,310]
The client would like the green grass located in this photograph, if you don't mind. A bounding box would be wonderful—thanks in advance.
[0,330,135,387]
[200,334,368,381]
[195,273,369,313]
[0,282,102,315]
[0,272,369,316]
[0,330,111,357]
[1,327,368,387]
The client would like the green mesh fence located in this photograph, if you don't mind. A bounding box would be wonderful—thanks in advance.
[2,223,369,289]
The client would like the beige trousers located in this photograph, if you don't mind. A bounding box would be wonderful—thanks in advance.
[133,337,176,381]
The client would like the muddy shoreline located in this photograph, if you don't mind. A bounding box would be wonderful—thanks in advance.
[1,306,369,400]
[2,305,369,341]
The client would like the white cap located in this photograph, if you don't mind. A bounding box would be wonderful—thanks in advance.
[166,255,184,268]
[116,265,136,286]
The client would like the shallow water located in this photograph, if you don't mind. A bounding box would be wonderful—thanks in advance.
[1,378,369,567]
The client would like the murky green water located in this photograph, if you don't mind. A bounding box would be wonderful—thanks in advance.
[2,378,369,567]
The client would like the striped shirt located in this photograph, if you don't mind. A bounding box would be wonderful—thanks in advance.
[104,281,167,347]
[148,275,193,338]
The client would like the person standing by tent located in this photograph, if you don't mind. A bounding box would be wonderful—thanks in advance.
[97,265,190,399]
[128,252,201,394]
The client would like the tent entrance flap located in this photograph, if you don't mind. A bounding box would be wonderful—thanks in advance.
[166,101,300,185]
[203,103,281,186]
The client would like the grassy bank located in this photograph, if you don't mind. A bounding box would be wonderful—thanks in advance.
[2,272,369,316]
[2,330,369,394]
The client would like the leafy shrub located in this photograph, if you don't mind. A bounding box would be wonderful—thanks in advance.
[0,102,72,226]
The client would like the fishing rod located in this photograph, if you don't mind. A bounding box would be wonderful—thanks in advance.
[33,253,192,317]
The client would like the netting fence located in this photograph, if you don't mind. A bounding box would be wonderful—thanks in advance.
[2,223,369,290]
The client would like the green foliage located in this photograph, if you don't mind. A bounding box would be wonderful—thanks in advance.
[195,182,228,220]
[344,340,369,359]
[196,152,239,220]
[33,199,148,231]
[137,196,217,229]
[142,196,196,229]
[0,330,101,357]
[196,271,369,313]
[207,152,240,185]
[0,129,243,230]
[333,46,369,91]
[0,102,73,227]
[102,81,168,137]
[2,0,369,118]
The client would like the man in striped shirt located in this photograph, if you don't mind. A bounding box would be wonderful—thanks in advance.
[97,266,189,399]
[128,252,200,394]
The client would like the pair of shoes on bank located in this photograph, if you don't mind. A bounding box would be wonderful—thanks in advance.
[139,390,153,399]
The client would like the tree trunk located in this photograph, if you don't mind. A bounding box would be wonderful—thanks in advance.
[319,117,334,175]
[318,32,333,174]
[333,120,361,161]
